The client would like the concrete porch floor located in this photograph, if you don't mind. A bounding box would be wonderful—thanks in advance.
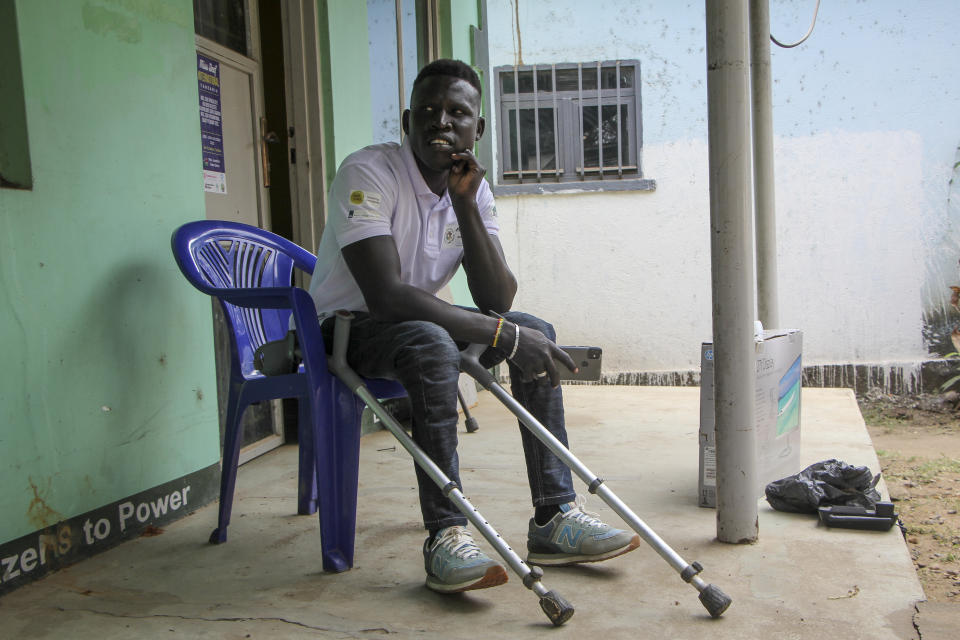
[0,388,937,638]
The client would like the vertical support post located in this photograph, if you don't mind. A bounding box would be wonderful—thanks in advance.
[551,64,559,180]
[513,66,523,182]
[750,0,780,330]
[615,60,623,178]
[595,62,603,178]
[395,0,406,117]
[577,63,585,180]
[281,0,328,257]
[471,0,494,179]
[533,64,542,181]
[705,0,759,544]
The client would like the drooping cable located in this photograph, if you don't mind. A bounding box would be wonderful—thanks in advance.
[770,0,821,49]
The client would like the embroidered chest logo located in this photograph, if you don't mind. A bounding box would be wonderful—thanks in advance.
[443,223,462,248]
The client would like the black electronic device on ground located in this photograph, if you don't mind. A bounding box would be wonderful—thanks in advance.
[818,501,898,531]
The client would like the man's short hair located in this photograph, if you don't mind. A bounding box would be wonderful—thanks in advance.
[412,59,482,97]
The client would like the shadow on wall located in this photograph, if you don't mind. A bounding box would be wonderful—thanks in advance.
[61,259,201,487]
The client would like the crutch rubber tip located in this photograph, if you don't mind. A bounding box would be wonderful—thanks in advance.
[698,584,732,618]
[539,590,575,626]
[465,417,479,433]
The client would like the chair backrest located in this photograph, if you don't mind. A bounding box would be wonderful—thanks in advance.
[171,220,317,376]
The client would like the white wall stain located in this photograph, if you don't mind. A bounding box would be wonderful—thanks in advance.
[498,131,928,373]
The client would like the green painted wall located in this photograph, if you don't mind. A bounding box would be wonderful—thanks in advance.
[439,0,478,62]
[442,0,481,307]
[319,0,374,186]
[0,0,220,543]
[448,0,478,62]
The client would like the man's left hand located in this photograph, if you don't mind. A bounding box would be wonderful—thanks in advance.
[448,149,486,205]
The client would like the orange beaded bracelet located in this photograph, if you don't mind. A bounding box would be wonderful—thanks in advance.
[491,317,505,347]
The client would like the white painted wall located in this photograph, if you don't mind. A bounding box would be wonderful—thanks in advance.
[485,0,960,373]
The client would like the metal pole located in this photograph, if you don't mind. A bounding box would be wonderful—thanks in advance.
[705,0,759,543]
[395,0,406,135]
[750,0,780,330]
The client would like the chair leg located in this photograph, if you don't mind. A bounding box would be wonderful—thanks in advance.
[297,397,319,515]
[311,378,363,573]
[211,383,246,544]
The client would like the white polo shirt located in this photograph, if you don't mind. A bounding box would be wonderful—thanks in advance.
[307,138,498,318]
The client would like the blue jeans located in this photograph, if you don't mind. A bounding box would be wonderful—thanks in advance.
[321,310,576,530]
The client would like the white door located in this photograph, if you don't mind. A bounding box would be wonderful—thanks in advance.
[197,48,265,227]
[195,1,283,463]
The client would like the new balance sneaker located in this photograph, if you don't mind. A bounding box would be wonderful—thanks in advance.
[527,500,640,566]
[423,526,508,593]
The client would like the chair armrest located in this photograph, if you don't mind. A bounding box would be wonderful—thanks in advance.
[286,288,331,378]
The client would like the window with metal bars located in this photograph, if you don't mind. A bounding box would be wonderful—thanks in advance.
[494,60,652,193]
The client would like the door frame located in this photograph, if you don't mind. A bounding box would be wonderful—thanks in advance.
[279,0,328,276]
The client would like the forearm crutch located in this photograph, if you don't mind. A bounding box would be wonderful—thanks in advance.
[459,344,733,619]
[457,389,480,432]
[327,311,574,626]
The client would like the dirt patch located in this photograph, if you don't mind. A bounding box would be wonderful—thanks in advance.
[858,390,960,602]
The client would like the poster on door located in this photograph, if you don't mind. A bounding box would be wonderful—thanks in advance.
[197,53,227,194]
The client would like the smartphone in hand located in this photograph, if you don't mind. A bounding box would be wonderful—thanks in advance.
[558,346,602,381]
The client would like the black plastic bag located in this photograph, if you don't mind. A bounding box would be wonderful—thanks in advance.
[765,459,881,514]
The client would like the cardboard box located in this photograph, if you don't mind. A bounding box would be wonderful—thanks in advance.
[698,330,803,508]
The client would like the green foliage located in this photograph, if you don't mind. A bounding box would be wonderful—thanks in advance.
[939,373,960,393]
[911,458,960,483]
[939,351,960,393]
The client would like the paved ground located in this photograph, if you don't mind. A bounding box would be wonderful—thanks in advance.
[0,387,939,638]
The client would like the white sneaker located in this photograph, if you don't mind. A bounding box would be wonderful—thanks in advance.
[423,526,508,593]
[527,499,640,566]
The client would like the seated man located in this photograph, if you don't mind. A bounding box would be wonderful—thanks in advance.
[309,58,639,594]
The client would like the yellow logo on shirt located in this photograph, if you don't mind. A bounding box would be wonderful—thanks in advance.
[349,190,365,205]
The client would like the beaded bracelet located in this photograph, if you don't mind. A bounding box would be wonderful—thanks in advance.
[491,317,505,347]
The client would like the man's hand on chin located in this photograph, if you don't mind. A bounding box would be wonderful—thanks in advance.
[448,149,486,204]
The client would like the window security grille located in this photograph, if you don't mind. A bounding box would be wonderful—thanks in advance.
[495,60,644,186]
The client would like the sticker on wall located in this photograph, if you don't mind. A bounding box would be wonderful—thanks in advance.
[197,53,227,194]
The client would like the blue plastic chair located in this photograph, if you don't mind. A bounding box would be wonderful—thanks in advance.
[171,220,405,572]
